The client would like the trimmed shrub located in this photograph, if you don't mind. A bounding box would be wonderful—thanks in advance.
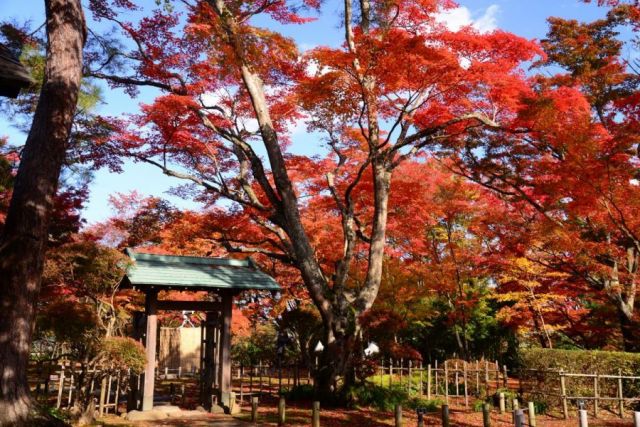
[407,396,443,412]
[345,384,443,412]
[348,384,409,411]
[99,336,146,374]
[286,384,315,401]
[520,348,640,374]
[519,348,640,413]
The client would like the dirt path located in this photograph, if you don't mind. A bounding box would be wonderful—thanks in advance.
[99,413,250,426]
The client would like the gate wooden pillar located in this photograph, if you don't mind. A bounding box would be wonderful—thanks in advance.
[142,289,158,411]
[127,311,146,411]
[218,290,233,409]
[201,310,219,409]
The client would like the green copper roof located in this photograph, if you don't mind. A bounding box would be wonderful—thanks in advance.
[122,249,280,291]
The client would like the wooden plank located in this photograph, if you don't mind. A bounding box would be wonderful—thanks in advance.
[142,290,158,411]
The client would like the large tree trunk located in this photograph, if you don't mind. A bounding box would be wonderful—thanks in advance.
[0,0,86,424]
[618,310,640,352]
[316,317,359,400]
[315,163,391,398]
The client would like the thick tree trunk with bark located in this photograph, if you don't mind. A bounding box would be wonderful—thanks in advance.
[316,316,360,398]
[0,0,85,424]
[618,310,640,352]
[315,163,391,397]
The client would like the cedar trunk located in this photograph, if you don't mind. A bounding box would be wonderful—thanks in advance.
[0,0,85,424]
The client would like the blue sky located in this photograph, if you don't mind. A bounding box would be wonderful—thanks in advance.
[1,0,609,224]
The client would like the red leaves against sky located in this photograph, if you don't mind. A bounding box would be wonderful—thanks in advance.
[74,0,640,349]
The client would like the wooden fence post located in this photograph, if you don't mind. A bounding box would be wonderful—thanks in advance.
[427,364,432,399]
[559,370,568,419]
[528,401,536,427]
[56,364,65,409]
[435,360,438,395]
[444,360,449,404]
[106,374,113,413]
[512,398,519,411]
[251,396,259,423]
[99,376,107,416]
[408,360,413,394]
[594,373,599,418]
[250,367,255,396]
[419,361,423,396]
[67,368,74,407]
[463,361,468,408]
[441,404,450,427]
[502,365,508,388]
[394,404,402,427]
[499,392,505,414]
[114,373,121,414]
[312,401,320,427]
[455,362,459,397]
[484,361,489,397]
[618,369,624,418]
[389,358,393,388]
[278,396,286,426]
[476,361,480,395]
[633,411,640,427]
[482,403,491,427]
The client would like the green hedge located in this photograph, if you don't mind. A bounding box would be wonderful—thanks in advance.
[520,348,640,374]
[519,348,640,413]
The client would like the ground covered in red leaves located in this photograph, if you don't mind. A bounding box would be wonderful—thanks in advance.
[232,397,635,426]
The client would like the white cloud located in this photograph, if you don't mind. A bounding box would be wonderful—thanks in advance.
[473,4,500,33]
[436,4,500,33]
